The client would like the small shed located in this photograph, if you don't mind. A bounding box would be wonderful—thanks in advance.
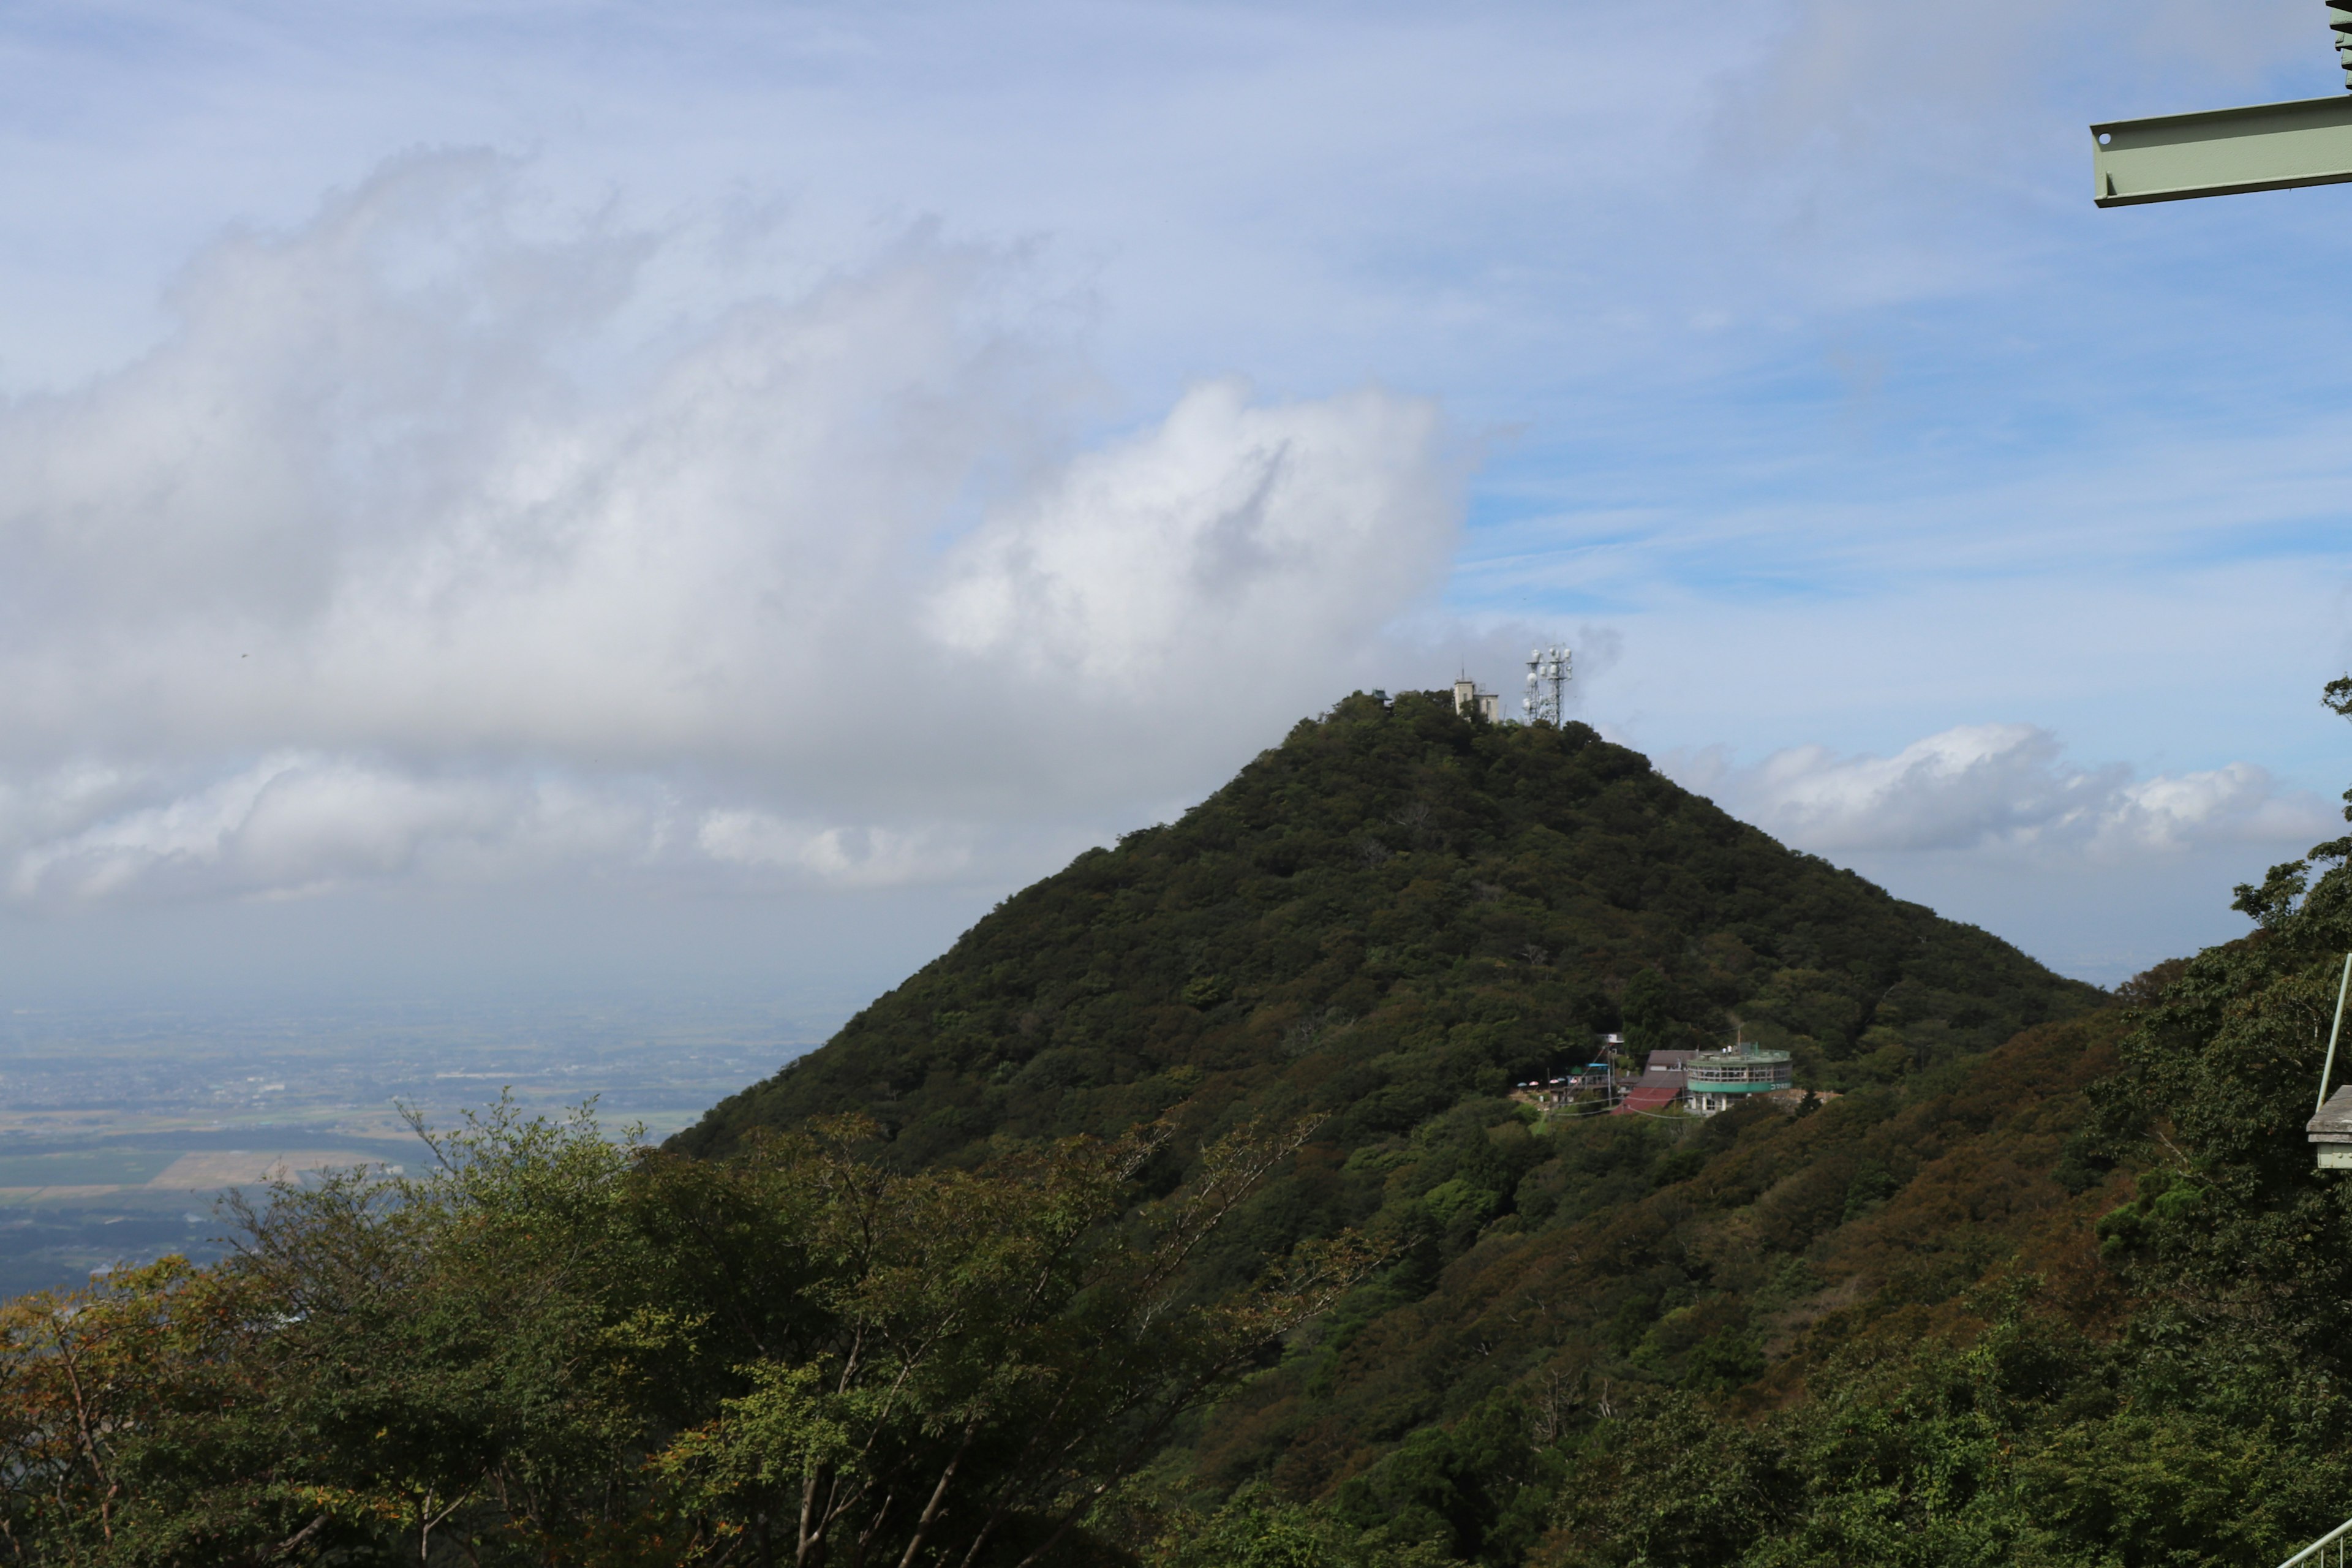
[2308,1085,2352,1169]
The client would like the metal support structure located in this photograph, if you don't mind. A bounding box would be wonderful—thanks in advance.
[2093,95,2352,206]
[2277,1511,2352,1568]
[2092,4,2352,207]
[1522,646,1572,726]
[2315,952,2352,1116]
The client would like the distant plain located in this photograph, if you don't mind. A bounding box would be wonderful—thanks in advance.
[0,999,826,1297]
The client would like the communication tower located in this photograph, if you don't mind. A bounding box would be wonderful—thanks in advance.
[1523,645,1572,726]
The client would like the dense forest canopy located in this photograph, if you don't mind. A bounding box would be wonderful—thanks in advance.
[0,1105,1373,1564]
[680,691,2097,1166]
[12,685,2352,1567]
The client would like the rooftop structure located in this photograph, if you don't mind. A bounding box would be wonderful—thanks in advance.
[1636,1049,1696,1088]
[1605,1050,1695,1116]
[1684,1039,1793,1116]
[1451,677,1500,723]
[2310,1085,2352,1169]
[1612,1084,1681,1117]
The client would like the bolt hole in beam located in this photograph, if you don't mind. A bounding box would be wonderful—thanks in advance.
[2091,94,2352,205]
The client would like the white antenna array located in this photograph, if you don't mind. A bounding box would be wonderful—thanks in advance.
[1523,645,1572,726]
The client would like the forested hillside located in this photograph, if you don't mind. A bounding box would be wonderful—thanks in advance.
[680,690,2095,1167]
[15,687,2352,1566]
[668,690,2123,1550]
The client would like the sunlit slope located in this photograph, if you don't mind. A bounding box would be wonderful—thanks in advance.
[676,690,2098,1164]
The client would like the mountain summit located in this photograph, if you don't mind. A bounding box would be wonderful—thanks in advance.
[677,690,2097,1165]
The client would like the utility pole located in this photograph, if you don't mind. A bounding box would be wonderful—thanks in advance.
[2092,3,2352,206]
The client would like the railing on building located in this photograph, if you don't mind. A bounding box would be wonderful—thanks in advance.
[2278,1513,2352,1568]
[1684,1043,1793,1112]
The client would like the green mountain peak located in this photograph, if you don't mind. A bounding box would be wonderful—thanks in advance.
[676,688,2100,1166]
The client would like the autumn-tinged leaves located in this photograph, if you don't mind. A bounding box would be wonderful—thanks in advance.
[0,1104,1376,1566]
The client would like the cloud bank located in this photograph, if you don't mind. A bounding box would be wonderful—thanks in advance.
[0,153,1464,906]
[1672,723,2335,861]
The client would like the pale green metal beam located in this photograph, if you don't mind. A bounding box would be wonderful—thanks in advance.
[2092,94,2352,206]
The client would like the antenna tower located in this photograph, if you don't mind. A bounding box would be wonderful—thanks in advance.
[1522,645,1572,726]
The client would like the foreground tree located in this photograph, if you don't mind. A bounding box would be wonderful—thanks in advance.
[0,1257,331,1564]
[0,1102,1372,1566]
[642,1115,1375,1567]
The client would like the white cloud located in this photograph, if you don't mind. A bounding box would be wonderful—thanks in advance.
[933,380,1456,683]
[0,153,1464,905]
[6,756,640,903]
[0,1,2334,993]
[0,751,1012,905]
[1672,722,2336,860]
[696,810,969,890]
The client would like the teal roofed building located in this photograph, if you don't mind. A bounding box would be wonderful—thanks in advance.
[1685,1039,1792,1115]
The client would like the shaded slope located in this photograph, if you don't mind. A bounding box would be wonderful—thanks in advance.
[1210,1008,2135,1560]
[663,689,2119,1552]
[679,690,2098,1169]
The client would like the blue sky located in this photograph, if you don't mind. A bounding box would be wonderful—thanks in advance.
[0,0,2347,1009]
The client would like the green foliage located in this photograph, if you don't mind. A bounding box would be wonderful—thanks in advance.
[1146,1483,1452,1568]
[0,1101,1371,1565]
[1539,1297,2352,1568]
[660,691,2109,1562]
[2230,859,2310,929]
[1682,1329,1766,1393]
[1618,970,1675,1057]
[1321,1393,1561,1566]
[29,687,2278,1567]
[1521,674,2352,1568]
[681,693,2095,1171]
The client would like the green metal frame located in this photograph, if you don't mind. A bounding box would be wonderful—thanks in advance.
[2278,1509,2352,1568]
[2092,4,2352,208]
[2315,952,2352,1115]
[2092,94,2352,206]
